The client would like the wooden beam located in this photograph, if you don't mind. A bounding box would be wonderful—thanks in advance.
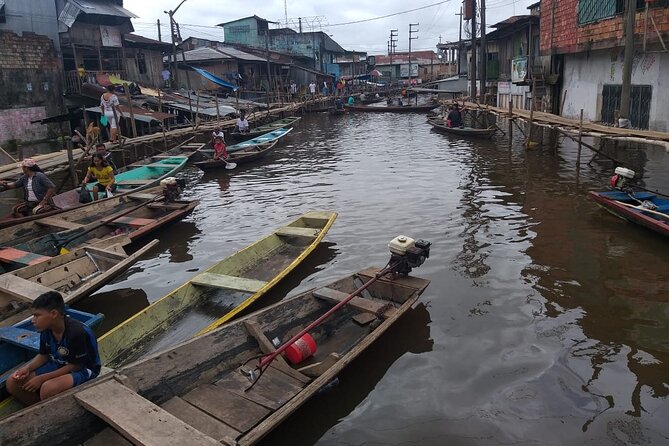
[312,287,396,318]
[191,273,267,293]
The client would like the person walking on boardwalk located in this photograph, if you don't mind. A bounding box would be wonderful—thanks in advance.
[81,154,116,201]
[100,85,124,143]
[290,80,297,101]
[309,81,316,98]
[6,291,101,406]
[0,159,57,217]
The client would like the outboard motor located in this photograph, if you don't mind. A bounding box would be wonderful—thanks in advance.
[388,235,431,276]
[160,177,185,202]
[610,167,637,194]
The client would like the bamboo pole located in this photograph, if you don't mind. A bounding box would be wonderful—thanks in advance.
[214,92,220,127]
[123,84,138,138]
[577,109,584,167]
[526,78,536,148]
[508,100,513,142]
[193,89,200,130]
[157,88,168,151]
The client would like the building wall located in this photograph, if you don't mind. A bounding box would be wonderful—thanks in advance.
[125,49,165,88]
[223,18,264,48]
[0,31,64,144]
[561,49,668,130]
[0,0,60,52]
[176,60,239,91]
[497,81,531,110]
[541,0,669,54]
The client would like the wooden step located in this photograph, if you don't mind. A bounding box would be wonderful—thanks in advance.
[312,287,396,318]
[275,226,320,238]
[34,217,85,230]
[191,273,267,293]
[0,273,54,302]
[75,379,220,446]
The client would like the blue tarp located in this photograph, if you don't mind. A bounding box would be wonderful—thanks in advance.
[190,66,239,91]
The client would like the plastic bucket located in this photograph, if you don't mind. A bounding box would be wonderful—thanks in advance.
[283,333,317,365]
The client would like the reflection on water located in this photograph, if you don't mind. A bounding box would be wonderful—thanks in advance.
[73,112,669,444]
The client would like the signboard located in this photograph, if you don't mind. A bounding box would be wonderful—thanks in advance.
[399,63,419,78]
[100,25,122,47]
[511,57,528,83]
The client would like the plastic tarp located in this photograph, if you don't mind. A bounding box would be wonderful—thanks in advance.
[190,67,239,91]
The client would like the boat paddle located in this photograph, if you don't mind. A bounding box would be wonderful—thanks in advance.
[217,157,237,170]
[614,200,669,221]
[54,193,163,255]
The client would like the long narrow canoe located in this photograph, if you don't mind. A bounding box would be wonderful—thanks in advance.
[427,119,497,138]
[198,128,293,157]
[345,103,436,113]
[194,140,279,171]
[97,210,337,368]
[0,145,199,229]
[589,190,669,237]
[0,308,103,400]
[0,235,159,326]
[0,267,430,444]
[228,116,301,143]
[0,187,198,271]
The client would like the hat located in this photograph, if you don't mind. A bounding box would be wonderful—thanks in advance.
[18,158,36,168]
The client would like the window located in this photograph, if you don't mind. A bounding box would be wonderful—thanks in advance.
[579,0,669,26]
[601,84,652,129]
[0,1,6,24]
[136,52,147,75]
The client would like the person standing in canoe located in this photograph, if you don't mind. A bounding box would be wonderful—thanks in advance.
[81,154,116,201]
[100,85,123,143]
[213,135,229,161]
[6,291,101,405]
[0,158,57,217]
[235,111,250,133]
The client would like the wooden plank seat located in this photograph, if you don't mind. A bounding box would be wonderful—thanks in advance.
[0,248,52,267]
[0,326,41,351]
[75,379,220,446]
[146,202,187,210]
[215,366,304,411]
[116,179,155,186]
[275,226,320,238]
[0,273,54,302]
[313,287,397,318]
[191,273,267,293]
[108,216,157,228]
[127,193,157,201]
[84,246,128,261]
[161,397,239,445]
[34,217,85,230]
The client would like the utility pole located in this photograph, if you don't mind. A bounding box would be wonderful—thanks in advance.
[470,0,478,100]
[456,6,463,76]
[480,0,487,99]
[390,29,398,84]
[157,19,162,42]
[409,23,419,92]
[619,0,635,128]
[165,0,187,87]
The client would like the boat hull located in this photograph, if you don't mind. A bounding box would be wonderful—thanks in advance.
[589,190,669,237]
[428,119,496,138]
[345,103,436,113]
[194,141,278,171]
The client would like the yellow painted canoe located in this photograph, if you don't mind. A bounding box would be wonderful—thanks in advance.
[98,211,337,367]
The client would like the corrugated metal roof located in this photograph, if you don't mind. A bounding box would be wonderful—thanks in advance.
[176,47,233,62]
[215,46,266,62]
[59,0,137,28]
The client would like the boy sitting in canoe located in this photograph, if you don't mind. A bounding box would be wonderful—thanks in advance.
[445,105,464,128]
[213,136,229,160]
[7,291,101,405]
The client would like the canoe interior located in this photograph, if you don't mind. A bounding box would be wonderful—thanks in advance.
[97,211,337,368]
[195,141,278,171]
[228,117,301,142]
[590,190,669,236]
[0,188,197,268]
[0,269,429,446]
[428,119,496,137]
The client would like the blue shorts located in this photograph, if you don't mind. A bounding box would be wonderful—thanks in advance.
[35,362,98,387]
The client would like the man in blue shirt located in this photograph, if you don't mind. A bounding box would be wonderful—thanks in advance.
[7,291,101,405]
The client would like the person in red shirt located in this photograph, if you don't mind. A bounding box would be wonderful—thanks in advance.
[213,136,229,160]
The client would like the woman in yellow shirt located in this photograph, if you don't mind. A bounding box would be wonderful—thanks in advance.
[82,154,116,201]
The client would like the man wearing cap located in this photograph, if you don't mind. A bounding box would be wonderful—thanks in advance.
[0,159,57,217]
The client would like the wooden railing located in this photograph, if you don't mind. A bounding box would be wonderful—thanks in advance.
[64,70,128,95]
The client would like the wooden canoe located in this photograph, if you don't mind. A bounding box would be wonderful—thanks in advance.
[228,116,301,143]
[199,128,293,158]
[0,144,199,230]
[0,187,198,271]
[427,119,497,138]
[0,267,430,445]
[328,107,348,115]
[194,141,279,171]
[0,235,159,326]
[589,190,669,237]
[0,307,104,400]
[345,103,437,113]
[97,210,337,368]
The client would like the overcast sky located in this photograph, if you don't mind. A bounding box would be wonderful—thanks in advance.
[128,0,537,55]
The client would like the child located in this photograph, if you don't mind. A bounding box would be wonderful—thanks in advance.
[81,154,116,201]
[213,136,229,160]
[6,291,101,405]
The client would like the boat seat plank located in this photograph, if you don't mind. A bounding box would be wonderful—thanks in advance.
[297,353,342,378]
[146,202,187,210]
[313,287,396,318]
[0,274,54,302]
[75,379,220,446]
[109,216,157,227]
[116,179,155,186]
[0,248,52,267]
[84,246,128,261]
[242,321,311,385]
[275,226,320,238]
[191,273,267,293]
[84,427,132,446]
[0,326,41,351]
[34,217,85,230]
[182,383,271,433]
[127,193,157,201]
[162,397,239,446]
[215,367,304,410]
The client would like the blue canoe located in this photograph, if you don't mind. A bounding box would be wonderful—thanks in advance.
[201,128,294,156]
[590,190,669,237]
[0,308,104,392]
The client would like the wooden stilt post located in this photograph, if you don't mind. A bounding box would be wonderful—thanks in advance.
[193,90,200,130]
[526,78,536,148]
[66,139,78,188]
[123,84,138,139]
[214,92,220,127]
[157,88,167,151]
[577,109,584,167]
[508,100,513,142]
